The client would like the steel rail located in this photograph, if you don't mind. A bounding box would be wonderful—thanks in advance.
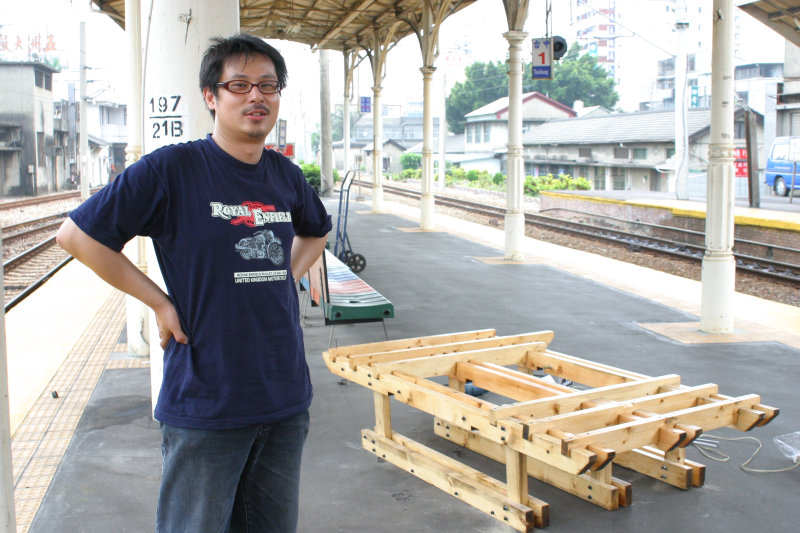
[368,182,800,285]
[4,256,72,313]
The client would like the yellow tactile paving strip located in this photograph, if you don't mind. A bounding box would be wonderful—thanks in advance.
[10,289,147,533]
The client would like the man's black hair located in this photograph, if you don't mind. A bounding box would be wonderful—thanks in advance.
[199,34,288,115]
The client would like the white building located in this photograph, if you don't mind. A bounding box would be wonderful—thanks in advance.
[570,0,785,112]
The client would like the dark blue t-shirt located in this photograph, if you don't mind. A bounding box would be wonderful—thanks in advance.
[70,136,331,429]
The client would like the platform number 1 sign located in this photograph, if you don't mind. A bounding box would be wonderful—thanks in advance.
[532,38,552,80]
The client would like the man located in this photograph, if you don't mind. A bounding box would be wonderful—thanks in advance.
[57,34,331,533]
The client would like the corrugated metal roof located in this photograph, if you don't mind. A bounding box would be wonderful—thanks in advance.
[92,0,479,53]
[521,109,714,146]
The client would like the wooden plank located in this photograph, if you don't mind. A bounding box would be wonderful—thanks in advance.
[525,384,719,435]
[381,372,509,443]
[489,375,683,423]
[435,419,626,510]
[615,447,703,489]
[362,429,545,532]
[455,361,568,402]
[374,391,392,438]
[326,329,496,359]
[370,343,546,378]
[527,350,644,387]
[346,331,555,369]
[506,447,529,506]
[557,394,762,455]
[533,349,649,381]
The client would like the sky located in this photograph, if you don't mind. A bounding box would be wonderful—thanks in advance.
[0,0,788,158]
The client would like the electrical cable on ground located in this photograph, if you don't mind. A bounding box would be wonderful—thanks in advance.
[692,433,800,474]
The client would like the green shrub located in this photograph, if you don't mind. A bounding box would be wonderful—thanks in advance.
[400,153,422,170]
[466,169,481,182]
[300,161,321,188]
[492,172,505,186]
[523,173,592,196]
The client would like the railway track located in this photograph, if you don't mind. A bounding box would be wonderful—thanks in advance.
[375,182,800,285]
[2,195,78,312]
[3,236,72,312]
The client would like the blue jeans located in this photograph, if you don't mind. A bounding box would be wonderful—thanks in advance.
[156,409,310,533]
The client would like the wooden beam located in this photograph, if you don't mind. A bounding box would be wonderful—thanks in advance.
[524,384,719,435]
[370,342,546,378]
[326,329,496,359]
[373,391,392,438]
[527,350,646,387]
[455,361,568,402]
[346,331,554,369]
[556,394,763,455]
[362,429,546,532]
[489,375,683,423]
[435,419,628,510]
[615,447,705,489]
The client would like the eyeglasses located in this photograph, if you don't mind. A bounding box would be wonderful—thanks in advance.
[216,80,282,95]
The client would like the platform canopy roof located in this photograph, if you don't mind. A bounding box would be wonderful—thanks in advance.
[737,0,800,48]
[91,0,479,53]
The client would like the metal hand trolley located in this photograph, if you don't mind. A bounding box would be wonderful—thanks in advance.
[332,170,366,273]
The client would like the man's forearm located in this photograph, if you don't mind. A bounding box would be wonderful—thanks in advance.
[290,234,329,281]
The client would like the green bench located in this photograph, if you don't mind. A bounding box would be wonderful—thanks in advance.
[300,249,393,344]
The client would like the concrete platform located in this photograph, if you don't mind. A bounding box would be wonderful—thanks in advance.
[11,194,800,533]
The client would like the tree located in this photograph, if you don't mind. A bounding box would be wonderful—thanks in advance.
[331,105,360,142]
[446,61,508,133]
[527,44,619,110]
[445,44,618,133]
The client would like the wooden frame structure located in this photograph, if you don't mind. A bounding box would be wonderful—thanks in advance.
[323,329,779,532]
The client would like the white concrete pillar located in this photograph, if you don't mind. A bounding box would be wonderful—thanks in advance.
[420,66,436,229]
[320,49,333,196]
[701,0,736,333]
[123,0,150,358]
[504,30,528,261]
[371,85,384,213]
[0,235,16,533]
[142,0,239,414]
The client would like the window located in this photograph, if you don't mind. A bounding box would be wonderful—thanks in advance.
[734,120,746,139]
[35,70,44,88]
[467,125,473,143]
[612,167,626,190]
[593,167,605,190]
[667,148,675,159]
[484,124,490,143]
[614,147,629,159]
[633,148,647,160]
[579,147,592,158]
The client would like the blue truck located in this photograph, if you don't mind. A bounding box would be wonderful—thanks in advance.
[764,136,800,196]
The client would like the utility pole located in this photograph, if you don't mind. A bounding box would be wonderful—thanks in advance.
[79,20,90,200]
[674,0,690,200]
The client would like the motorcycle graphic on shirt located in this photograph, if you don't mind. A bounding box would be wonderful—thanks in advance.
[234,229,284,266]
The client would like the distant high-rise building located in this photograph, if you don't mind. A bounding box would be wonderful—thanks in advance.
[569,0,784,112]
